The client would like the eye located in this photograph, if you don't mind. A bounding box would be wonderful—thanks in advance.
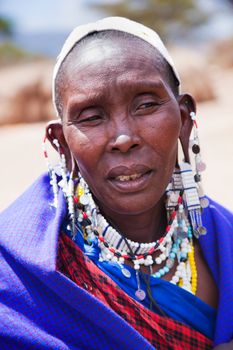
[137,102,157,110]
[132,93,161,116]
[79,115,102,123]
[134,99,159,116]
[67,106,105,126]
[67,115,103,126]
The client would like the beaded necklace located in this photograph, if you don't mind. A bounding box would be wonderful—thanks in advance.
[72,174,197,299]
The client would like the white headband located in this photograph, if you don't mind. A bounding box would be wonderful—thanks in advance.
[52,16,180,117]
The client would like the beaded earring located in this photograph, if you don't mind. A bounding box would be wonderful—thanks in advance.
[166,168,182,211]
[179,161,206,238]
[166,111,208,238]
[43,133,59,208]
[43,131,76,233]
[189,111,209,210]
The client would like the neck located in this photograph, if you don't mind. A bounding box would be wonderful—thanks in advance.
[98,197,167,243]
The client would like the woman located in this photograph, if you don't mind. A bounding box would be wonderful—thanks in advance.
[0,17,232,350]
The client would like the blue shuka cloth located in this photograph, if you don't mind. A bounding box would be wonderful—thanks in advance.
[63,222,217,339]
[0,173,233,349]
[86,251,217,339]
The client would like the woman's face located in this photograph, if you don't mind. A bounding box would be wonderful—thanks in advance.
[59,37,186,216]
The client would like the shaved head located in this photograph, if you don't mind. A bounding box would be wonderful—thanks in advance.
[55,30,179,118]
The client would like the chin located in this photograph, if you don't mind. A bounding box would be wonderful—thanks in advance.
[103,192,165,216]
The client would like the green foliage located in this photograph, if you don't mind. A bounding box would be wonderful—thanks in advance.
[0,17,12,36]
[91,0,207,40]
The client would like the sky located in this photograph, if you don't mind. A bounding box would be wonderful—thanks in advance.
[0,0,122,57]
[1,0,233,36]
[0,0,232,56]
[0,0,102,33]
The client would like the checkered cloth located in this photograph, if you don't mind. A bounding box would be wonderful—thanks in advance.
[57,232,213,350]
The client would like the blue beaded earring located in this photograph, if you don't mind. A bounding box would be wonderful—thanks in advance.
[166,111,208,238]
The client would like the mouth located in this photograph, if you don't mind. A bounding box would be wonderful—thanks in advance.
[107,165,153,193]
[115,173,147,182]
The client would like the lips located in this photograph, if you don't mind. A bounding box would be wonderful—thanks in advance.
[107,164,153,192]
[107,164,151,179]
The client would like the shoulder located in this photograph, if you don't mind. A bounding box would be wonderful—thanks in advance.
[200,197,233,256]
[203,197,233,230]
[0,173,51,226]
[0,172,66,273]
[0,173,63,259]
[200,196,233,258]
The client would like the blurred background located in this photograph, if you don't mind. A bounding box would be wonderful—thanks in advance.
[0,0,233,211]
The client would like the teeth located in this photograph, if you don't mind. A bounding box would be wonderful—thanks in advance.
[116,173,142,182]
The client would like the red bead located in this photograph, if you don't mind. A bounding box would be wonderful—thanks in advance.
[99,237,105,242]
[73,197,79,203]
[109,247,115,253]
[166,225,171,233]
[171,211,176,219]
[83,212,88,219]
[137,255,144,260]
[178,196,182,204]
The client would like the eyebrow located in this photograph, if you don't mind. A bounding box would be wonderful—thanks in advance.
[66,78,167,116]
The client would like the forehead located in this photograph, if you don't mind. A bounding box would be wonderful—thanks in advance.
[62,36,167,88]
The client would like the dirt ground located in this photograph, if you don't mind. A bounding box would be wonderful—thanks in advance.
[0,69,232,212]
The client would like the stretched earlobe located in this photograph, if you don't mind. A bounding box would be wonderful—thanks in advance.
[177,94,196,163]
[45,120,72,170]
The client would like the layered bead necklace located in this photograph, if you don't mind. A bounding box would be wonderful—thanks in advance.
[72,174,197,300]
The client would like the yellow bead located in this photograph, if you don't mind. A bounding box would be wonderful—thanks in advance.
[189,242,198,295]
[77,185,84,197]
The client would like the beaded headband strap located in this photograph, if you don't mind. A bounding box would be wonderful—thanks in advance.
[52,16,181,117]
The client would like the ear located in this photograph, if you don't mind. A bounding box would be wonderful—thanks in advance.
[177,94,196,163]
[45,120,72,170]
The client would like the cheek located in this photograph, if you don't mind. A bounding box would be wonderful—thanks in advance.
[64,127,90,163]
[143,110,181,159]
[63,126,104,179]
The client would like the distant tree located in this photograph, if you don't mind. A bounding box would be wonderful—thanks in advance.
[90,0,207,41]
[0,0,13,37]
[0,17,12,36]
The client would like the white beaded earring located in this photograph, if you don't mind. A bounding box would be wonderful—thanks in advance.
[189,111,209,210]
[179,161,206,237]
[167,110,208,238]
[180,111,208,237]
[43,132,76,234]
[166,167,182,211]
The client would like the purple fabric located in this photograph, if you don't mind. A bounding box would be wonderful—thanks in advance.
[0,174,153,350]
[0,173,232,348]
[200,198,233,345]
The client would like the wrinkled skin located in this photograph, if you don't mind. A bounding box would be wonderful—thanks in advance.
[48,37,193,243]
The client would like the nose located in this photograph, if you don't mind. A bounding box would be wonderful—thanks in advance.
[106,110,141,153]
[109,132,140,153]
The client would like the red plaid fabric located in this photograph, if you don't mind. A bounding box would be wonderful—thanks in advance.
[57,232,213,350]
